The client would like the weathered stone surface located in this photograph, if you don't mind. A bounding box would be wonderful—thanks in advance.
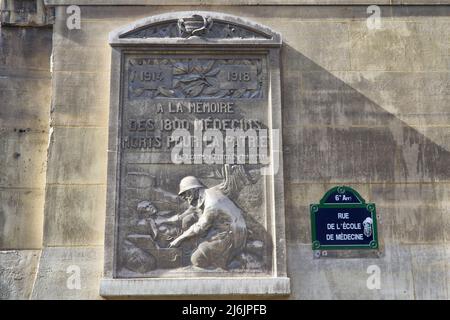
[332,71,450,126]
[372,183,450,204]
[377,202,449,245]
[0,75,51,130]
[101,277,291,297]
[52,71,110,127]
[0,250,40,300]
[392,0,450,5]
[52,5,152,25]
[447,245,450,298]
[53,19,116,45]
[280,21,351,72]
[48,4,363,23]
[0,26,51,191]
[0,188,44,249]
[0,15,51,253]
[49,1,434,5]
[392,126,450,183]
[288,243,414,299]
[283,70,450,128]
[52,13,110,72]
[371,183,450,244]
[350,19,450,72]
[283,125,450,184]
[283,70,391,128]
[31,246,103,300]
[284,126,398,183]
[0,27,52,70]
[48,4,450,23]
[289,243,449,300]
[46,127,108,184]
[43,185,106,246]
[52,44,110,73]
[409,244,448,300]
[1,0,54,26]
[0,130,48,188]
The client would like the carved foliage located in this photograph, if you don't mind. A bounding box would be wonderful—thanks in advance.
[128,57,265,99]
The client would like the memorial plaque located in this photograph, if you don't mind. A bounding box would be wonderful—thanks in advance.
[310,186,379,250]
[101,11,289,296]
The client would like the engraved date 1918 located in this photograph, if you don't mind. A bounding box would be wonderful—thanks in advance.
[226,71,251,82]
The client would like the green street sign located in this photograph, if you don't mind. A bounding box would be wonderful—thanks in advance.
[310,186,379,250]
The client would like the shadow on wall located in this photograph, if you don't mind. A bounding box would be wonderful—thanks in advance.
[280,43,450,249]
[280,43,450,185]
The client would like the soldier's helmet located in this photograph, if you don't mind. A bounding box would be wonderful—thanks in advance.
[178,176,205,195]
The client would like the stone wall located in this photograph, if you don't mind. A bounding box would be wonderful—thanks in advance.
[0,2,449,299]
[0,12,52,297]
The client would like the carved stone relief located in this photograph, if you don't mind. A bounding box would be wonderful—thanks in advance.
[121,13,272,40]
[102,11,289,296]
[118,164,270,277]
[128,57,264,99]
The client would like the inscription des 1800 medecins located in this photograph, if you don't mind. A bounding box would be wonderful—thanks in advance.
[121,101,265,150]
[123,57,265,151]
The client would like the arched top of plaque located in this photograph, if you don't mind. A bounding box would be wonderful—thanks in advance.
[109,11,281,48]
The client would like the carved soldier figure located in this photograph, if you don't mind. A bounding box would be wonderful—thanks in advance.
[168,176,247,269]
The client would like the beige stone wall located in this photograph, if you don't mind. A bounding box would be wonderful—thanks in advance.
[0,25,52,298]
[1,4,449,299]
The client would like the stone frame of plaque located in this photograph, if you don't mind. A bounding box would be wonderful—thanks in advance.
[100,11,289,297]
